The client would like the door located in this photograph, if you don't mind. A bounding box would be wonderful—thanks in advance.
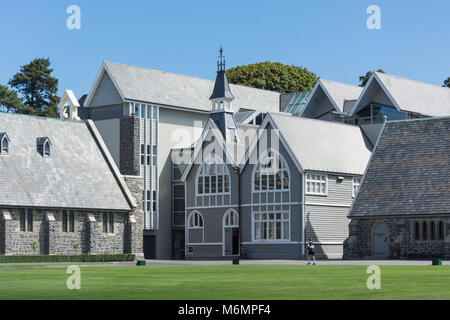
[144,235,156,259]
[373,224,388,257]
[224,227,239,256]
[172,230,185,260]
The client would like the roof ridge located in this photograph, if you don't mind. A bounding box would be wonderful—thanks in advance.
[0,111,85,124]
[388,115,450,124]
[104,60,281,95]
[375,71,450,91]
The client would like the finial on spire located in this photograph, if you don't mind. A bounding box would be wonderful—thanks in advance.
[217,46,225,72]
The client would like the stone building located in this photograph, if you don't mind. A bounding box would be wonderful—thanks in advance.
[0,100,143,256]
[347,117,450,259]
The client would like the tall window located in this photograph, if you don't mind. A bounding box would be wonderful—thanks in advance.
[306,173,327,195]
[253,212,289,241]
[20,209,26,232]
[224,210,239,227]
[438,221,445,240]
[352,177,361,198]
[253,150,289,191]
[188,211,204,229]
[414,221,420,240]
[26,209,33,232]
[430,221,437,240]
[196,154,230,207]
[0,133,9,154]
[251,149,291,242]
[62,211,68,232]
[422,221,428,240]
[102,213,114,234]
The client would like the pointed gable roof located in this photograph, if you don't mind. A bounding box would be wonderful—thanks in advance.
[84,61,280,113]
[349,72,450,117]
[209,71,234,100]
[300,79,362,116]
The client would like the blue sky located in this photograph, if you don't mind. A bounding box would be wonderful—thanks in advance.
[1,0,449,98]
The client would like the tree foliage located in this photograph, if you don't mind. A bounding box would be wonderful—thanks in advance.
[226,62,318,93]
[443,77,450,88]
[0,84,23,113]
[8,58,60,117]
[359,69,385,87]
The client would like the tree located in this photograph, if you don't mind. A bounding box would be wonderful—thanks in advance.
[8,58,60,117]
[359,69,385,87]
[226,62,318,93]
[443,77,450,88]
[0,84,23,113]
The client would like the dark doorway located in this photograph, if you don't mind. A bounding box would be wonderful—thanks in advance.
[173,230,185,260]
[232,228,239,255]
[144,235,156,259]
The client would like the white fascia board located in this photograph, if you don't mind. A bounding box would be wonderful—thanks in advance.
[84,62,126,107]
[318,81,343,113]
[239,114,304,175]
[180,120,237,182]
[348,73,401,116]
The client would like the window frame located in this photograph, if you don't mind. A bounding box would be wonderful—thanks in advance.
[352,177,361,198]
[252,211,290,242]
[187,211,204,229]
[305,173,328,196]
[252,149,290,193]
[0,134,9,154]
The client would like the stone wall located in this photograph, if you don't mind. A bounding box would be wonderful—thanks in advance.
[347,216,450,259]
[120,116,140,176]
[0,208,131,255]
[123,175,144,255]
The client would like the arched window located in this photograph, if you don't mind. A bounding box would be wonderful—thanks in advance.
[430,221,437,240]
[422,221,428,240]
[251,149,291,242]
[0,133,10,154]
[438,221,445,241]
[253,149,289,192]
[188,211,204,229]
[195,154,230,207]
[414,221,420,240]
[224,209,239,227]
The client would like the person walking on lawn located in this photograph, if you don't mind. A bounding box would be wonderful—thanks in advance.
[306,238,317,265]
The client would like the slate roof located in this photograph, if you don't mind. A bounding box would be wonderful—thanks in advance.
[87,61,280,113]
[0,112,133,211]
[349,117,450,217]
[269,113,373,175]
[350,72,450,117]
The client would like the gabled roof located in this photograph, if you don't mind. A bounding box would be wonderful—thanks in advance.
[243,113,372,175]
[349,117,450,217]
[85,61,280,113]
[349,72,450,117]
[0,112,135,211]
[300,79,362,117]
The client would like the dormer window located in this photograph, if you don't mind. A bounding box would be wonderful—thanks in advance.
[37,137,52,157]
[0,132,10,154]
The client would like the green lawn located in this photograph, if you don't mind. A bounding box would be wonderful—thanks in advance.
[0,264,449,300]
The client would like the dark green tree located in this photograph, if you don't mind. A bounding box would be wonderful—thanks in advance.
[359,69,385,87]
[443,77,450,88]
[0,84,23,113]
[226,62,318,93]
[8,58,60,117]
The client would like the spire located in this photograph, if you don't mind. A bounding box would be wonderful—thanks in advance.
[210,46,234,101]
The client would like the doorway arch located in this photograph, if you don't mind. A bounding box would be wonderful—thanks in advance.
[223,209,239,256]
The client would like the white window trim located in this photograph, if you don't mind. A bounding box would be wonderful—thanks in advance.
[251,211,291,242]
[305,172,328,196]
[251,149,290,193]
[187,211,204,229]
[195,154,231,207]
[352,177,361,198]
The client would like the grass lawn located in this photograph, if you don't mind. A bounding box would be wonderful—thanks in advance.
[0,264,449,300]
